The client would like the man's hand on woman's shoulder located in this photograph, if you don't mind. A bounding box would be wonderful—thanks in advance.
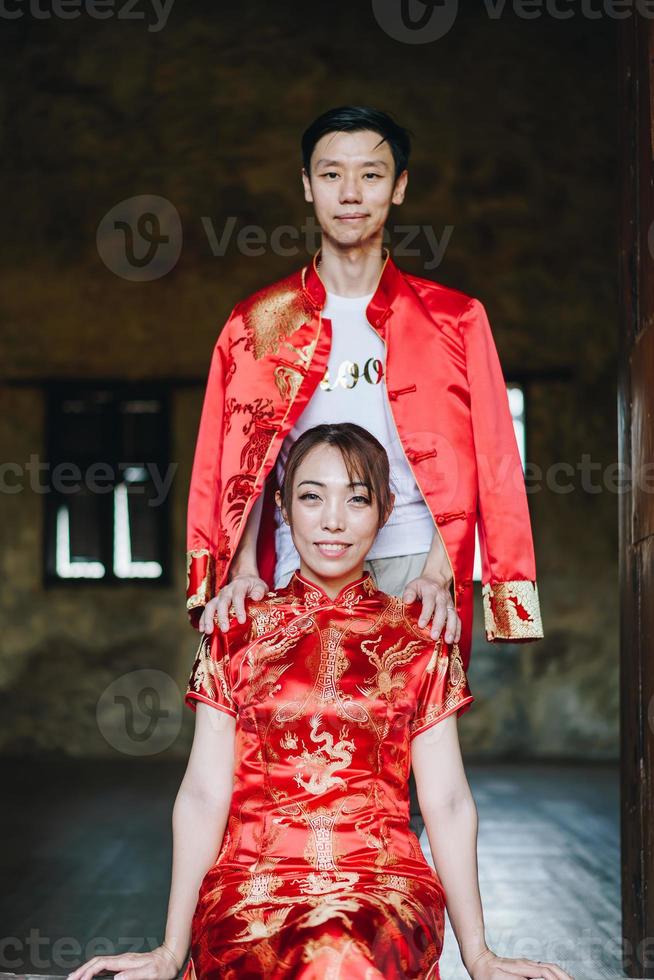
[199,572,269,634]
[402,574,461,644]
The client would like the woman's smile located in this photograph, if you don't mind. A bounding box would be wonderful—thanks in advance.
[314,540,352,559]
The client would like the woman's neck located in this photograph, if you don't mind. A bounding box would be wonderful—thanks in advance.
[298,561,366,600]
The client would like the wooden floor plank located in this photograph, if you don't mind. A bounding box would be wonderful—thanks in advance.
[0,760,637,979]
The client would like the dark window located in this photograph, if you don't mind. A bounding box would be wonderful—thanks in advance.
[44,384,171,586]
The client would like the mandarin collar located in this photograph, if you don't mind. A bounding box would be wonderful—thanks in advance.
[288,569,378,609]
[301,246,400,332]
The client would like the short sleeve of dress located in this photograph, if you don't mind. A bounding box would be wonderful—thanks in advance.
[184,628,238,718]
[409,640,474,741]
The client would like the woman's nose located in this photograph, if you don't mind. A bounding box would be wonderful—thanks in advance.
[321,503,346,531]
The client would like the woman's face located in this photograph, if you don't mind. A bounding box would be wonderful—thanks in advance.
[275,443,393,597]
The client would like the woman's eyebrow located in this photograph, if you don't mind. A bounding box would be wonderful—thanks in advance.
[297,480,369,488]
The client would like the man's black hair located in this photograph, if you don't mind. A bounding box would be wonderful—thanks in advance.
[301,105,412,183]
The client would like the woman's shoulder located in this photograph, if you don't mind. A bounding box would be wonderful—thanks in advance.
[220,585,300,646]
[370,588,440,644]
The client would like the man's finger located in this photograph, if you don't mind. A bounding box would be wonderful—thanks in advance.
[233,583,248,624]
[429,590,453,639]
[216,590,232,632]
[443,605,458,643]
[418,592,436,628]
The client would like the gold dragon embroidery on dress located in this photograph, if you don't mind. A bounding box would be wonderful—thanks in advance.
[187,632,235,711]
[287,712,356,795]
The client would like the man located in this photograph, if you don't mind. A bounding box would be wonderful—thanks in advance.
[186,105,543,671]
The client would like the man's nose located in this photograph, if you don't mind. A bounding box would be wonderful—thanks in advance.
[339,175,362,203]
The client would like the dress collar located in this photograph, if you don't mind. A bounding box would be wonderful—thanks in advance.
[301,245,401,334]
[288,569,379,609]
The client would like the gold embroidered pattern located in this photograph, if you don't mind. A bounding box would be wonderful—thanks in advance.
[242,282,315,360]
[482,579,544,641]
[184,570,469,979]
[408,641,469,738]
[274,338,318,401]
[287,713,355,795]
[358,634,425,702]
[185,548,215,611]
[187,633,236,714]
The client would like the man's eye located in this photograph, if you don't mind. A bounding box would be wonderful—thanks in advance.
[321,172,339,179]
[364,173,382,179]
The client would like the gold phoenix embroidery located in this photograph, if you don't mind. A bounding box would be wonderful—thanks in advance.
[357,634,425,701]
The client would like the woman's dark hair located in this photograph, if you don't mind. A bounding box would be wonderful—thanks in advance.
[279,422,393,531]
[301,106,412,183]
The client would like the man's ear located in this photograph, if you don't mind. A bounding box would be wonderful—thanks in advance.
[391,170,408,206]
[301,167,314,203]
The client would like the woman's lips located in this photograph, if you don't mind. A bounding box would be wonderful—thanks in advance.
[314,542,352,559]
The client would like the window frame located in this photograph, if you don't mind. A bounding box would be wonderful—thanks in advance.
[42,379,173,590]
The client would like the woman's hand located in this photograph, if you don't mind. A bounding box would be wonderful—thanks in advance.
[199,573,268,634]
[466,947,575,980]
[66,944,182,980]
[402,574,462,642]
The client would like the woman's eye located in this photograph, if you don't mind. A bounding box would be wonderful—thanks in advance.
[299,492,320,501]
[350,495,371,504]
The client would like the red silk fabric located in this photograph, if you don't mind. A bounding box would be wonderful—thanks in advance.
[185,248,543,669]
[183,570,474,979]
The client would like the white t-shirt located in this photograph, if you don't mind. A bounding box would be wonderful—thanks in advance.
[273,289,434,586]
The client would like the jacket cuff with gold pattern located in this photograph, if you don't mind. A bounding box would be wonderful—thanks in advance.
[481,580,544,642]
[186,549,216,613]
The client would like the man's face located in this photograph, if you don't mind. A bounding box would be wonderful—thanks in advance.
[275,443,393,590]
[302,129,407,250]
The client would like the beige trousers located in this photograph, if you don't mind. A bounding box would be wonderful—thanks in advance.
[275,552,429,598]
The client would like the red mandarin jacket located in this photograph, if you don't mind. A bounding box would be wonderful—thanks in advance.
[186,247,544,670]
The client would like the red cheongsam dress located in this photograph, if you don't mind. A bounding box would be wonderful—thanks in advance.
[182,569,474,980]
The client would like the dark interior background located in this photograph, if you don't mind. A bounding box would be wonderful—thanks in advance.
[0,3,618,761]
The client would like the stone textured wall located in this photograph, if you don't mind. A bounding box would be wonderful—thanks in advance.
[0,5,618,759]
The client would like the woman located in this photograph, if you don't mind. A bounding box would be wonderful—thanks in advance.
[68,423,572,980]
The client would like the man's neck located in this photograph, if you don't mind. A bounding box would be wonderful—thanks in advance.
[315,240,386,298]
